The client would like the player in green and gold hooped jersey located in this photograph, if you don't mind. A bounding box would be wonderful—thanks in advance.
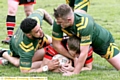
[0,9,59,73]
[66,0,90,13]
[52,4,120,76]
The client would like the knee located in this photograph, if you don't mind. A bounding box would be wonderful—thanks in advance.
[24,10,32,17]
[24,5,33,17]
[8,7,17,15]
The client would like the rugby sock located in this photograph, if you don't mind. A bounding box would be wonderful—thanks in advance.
[6,15,16,38]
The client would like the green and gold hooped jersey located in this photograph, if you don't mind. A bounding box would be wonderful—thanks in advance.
[52,12,113,49]
[10,9,49,70]
[52,12,94,46]
[66,0,90,12]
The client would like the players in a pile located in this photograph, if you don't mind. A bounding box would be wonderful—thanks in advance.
[0,8,93,73]
[52,4,120,76]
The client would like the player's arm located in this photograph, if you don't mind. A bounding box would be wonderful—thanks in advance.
[52,21,73,59]
[42,9,53,25]
[52,39,74,59]
[73,15,94,73]
[20,59,59,73]
[73,44,90,74]
[62,45,90,76]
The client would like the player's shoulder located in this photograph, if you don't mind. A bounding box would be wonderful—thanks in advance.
[75,12,94,28]
[20,35,34,46]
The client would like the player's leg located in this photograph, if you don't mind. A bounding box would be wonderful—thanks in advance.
[107,52,120,70]
[23,0,36,17]
[106,43,120,70]
[24,4,34,17]
[102,43,120,70]
[2,0,19,44]
[2,51,19,67]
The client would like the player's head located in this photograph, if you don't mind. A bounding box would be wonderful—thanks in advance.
[67,36,80,57]
[20,18,44,39]
[53,4,74,28]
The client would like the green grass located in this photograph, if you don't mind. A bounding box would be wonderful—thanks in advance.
[0,0,120,80]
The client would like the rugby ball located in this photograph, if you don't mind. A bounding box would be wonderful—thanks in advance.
[52,54,69,66]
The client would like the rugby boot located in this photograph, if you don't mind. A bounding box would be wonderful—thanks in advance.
[1,37,11,44]
[0,57,8,65]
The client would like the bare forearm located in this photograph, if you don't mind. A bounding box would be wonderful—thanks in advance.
[73,62,83,74]
[54,44,73,59]
[73,52,88,74]
[43,10,53,25]
[52,39,74,59]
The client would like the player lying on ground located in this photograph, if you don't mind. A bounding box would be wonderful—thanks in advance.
[0,9,59,73]
[36,36,93,73]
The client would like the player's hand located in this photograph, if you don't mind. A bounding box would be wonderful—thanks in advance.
[48,59,59,70]
[59,60,74,72]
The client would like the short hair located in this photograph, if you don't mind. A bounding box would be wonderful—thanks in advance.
[20,18,37,33]
[54,4,72,19]
[67,36,80,53]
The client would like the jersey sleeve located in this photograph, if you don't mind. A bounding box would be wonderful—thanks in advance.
[52,21,63,40]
